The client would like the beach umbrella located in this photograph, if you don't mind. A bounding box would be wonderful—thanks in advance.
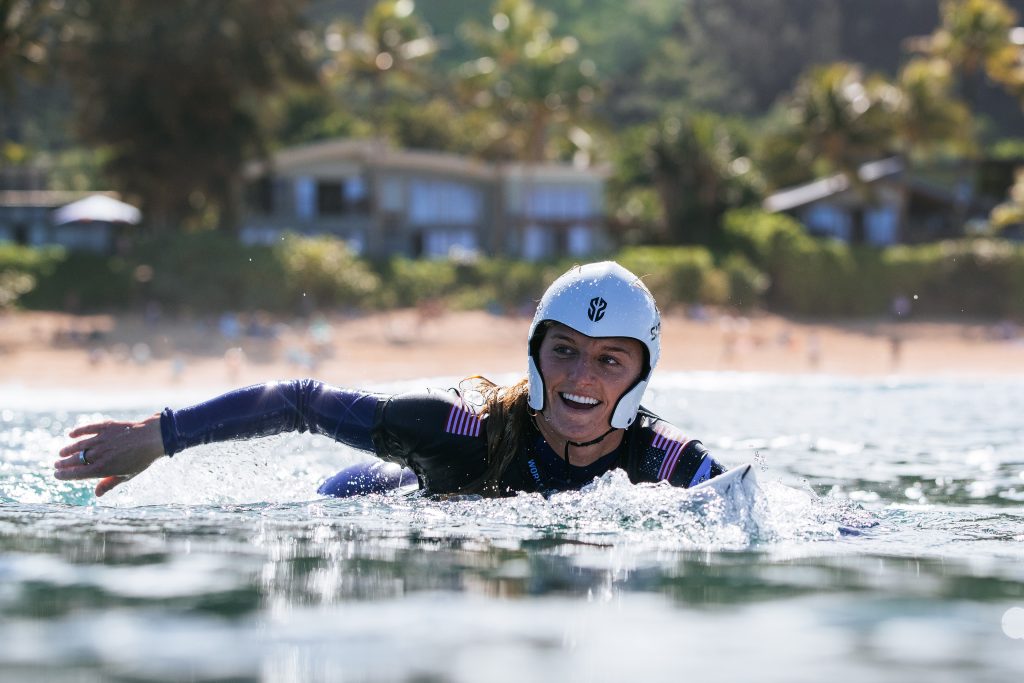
[53,194,142,225]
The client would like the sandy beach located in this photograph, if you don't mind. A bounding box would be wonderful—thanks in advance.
[2,307,1022,395]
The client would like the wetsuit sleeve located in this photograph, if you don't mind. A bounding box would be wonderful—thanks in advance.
[371,388,489,494]
[666,440,726,488]
[627,415,727,488]
[160,379,385,456]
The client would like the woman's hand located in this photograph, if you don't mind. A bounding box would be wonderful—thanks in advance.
[54,414,165,497]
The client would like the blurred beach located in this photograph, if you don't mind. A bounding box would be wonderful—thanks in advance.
[2,308,1022,394]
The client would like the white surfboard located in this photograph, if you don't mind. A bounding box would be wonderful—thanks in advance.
[689,463,758,499]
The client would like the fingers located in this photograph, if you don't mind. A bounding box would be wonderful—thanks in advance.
[57,435,103,460]
[58,420,129,460]
[53,452,94,479]
[68,420,121,438]
[56,420,131,470]
[96,474,134,497]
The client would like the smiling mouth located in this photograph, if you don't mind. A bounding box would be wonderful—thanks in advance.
[559,392,601,409]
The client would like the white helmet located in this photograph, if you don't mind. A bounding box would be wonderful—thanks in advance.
[527,261,661,428]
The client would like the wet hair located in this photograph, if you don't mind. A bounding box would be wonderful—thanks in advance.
[457,375,532,497]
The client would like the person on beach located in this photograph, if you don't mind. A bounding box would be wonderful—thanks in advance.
[54,262,725,498]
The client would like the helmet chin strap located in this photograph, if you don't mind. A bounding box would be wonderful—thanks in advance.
[531,411,618,466]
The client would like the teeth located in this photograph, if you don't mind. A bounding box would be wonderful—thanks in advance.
[562,393,599,405]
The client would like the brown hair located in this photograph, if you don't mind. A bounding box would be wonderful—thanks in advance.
[457,375,533,496]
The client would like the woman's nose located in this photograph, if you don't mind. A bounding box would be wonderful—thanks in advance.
[567,355,596,382]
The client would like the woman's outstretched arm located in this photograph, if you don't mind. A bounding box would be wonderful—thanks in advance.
[54,379,385,496]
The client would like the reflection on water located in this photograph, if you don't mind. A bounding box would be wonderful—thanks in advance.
[1,374,1023,681]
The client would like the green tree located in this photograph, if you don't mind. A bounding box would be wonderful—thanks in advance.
[990,166,1024,230]
[619,112,763,246]
[316,0,481,153]
[893,57,973,155]
[325,0,438,129]
[927,0,1020,107]
[455,0,598,162]
[60,0,316,234]
[783,62,901,180]
[1,0,63,157]
[0,0,60,98]
[912,0,1021,229]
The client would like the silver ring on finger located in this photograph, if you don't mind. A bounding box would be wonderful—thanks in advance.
[79,450,90,466]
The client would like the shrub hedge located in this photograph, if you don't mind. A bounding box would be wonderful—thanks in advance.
[4,221,1023,319]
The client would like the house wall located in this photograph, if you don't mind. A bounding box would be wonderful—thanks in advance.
[0,206,50,247]
[241,143,608,261]
[792,181,904,246]
[368,167,495,258]
[241,161,375,251]
[501,173,606,261]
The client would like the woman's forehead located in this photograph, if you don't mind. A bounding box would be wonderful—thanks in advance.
[543,323,643,354]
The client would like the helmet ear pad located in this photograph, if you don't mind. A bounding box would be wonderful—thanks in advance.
[527,321,551,413]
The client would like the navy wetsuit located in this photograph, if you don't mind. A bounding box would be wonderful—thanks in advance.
[160,379,725,497]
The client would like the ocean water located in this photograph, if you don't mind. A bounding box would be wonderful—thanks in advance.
[1,373,1022,682]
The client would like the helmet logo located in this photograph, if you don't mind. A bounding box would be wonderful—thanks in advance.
[587,297,607,322]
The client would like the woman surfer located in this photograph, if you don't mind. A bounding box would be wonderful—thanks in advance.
[54,262,725,498]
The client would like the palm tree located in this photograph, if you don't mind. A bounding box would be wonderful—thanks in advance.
[783,62,905,243]
[893,57,973,156]
[646,112,762,246]
[927,0,1019,107]
[912,0,1020,230]
[327,0,438,113]
[455,0,597,162]
[785,62,899,181]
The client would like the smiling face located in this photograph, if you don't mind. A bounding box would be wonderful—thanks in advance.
[535,322,645,446]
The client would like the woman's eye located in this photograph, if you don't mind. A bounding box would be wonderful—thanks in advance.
[600,355,621,366]
[552,345,575,356]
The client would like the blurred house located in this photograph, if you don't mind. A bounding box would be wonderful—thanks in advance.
[0,167,140,253]
[242,139,608,260]
[763,158,971,245]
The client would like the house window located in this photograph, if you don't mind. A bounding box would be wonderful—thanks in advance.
[523,225,553,261]
[317,180,345,215]
[526,186,595,220]
[409,180,482,226]
[804,204,851,241]
[240,226,282,246]
[866,207,898,245]
[380,176,404,212]
[346,176,369,211]
[295,177,316,220]
[567,225,594,256]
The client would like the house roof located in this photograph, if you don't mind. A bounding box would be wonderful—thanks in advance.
[53,194,141,225]
[499,162,609,183]
[262,138,385,171]
[249,138,493,179]
[763,157,905,213]
[0,190,100,209]
[376,148,494,179]
[248,138,607,182]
